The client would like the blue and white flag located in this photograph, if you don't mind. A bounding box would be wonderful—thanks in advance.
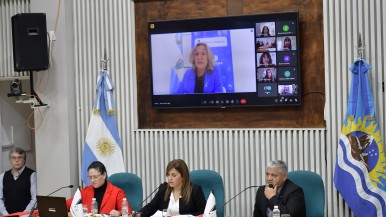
[169,67,181,94]
[334,59,386,217]
[81,70,125,185]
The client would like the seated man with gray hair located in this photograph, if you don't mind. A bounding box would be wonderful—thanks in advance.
[253,160,306,217]
[0,147,37,215]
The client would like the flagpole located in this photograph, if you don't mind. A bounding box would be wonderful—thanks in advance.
[101,47,109,71]
[356,33,364,60]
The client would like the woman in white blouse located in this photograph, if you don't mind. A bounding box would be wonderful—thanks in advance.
[139,159,206,217]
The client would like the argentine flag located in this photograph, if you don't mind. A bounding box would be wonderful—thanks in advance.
[81,70,125,185]
[334,59,386,217]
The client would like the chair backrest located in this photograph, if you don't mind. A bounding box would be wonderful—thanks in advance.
[107,172,143,211]
[287,170,325,217]
[190,170,225,217]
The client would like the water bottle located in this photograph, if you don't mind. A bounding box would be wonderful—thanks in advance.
[272,205,280,217]
[91,198,98,214]
[121,198,129,217]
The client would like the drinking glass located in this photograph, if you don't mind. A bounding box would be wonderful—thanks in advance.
[82,204,88,215]
[162,209,171,217]
[133,211,142,217]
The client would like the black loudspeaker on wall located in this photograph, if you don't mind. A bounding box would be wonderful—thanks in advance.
[11,13,49,72]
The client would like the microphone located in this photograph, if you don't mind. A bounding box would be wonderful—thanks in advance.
[131,183,163,216]
[212,184,273,213]
[28,184,74,217]
[217,185,262,211]
[47,184,74,196]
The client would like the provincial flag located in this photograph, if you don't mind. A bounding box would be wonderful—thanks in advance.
[81,70,125,185]
[334,59,386,217]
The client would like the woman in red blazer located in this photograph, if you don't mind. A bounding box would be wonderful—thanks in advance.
[66,161,132,216]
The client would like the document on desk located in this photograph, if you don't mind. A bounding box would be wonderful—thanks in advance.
[150,211,194,217]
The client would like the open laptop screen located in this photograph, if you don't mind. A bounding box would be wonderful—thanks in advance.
[37,195,68,217]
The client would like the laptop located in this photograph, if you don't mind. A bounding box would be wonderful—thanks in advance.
[37,195,68,217]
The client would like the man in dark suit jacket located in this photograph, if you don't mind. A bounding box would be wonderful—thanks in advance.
[253,160,306,217]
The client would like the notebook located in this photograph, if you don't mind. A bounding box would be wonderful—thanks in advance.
[36,195,68,217]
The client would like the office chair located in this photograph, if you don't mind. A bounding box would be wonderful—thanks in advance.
[190,170,225,217]
[287,170,325,217]
[108,172,143,211]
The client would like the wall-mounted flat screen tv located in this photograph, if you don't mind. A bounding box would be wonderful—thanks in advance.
[148,12,301,108]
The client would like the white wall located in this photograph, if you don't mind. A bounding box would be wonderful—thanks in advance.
[0,79,35,172]
[30,0,78,197]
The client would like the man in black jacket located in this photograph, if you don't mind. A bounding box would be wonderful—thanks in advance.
[0,147,37,215]
[253,160,306,217]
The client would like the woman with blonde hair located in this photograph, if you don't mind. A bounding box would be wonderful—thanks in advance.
[177,43,224,94]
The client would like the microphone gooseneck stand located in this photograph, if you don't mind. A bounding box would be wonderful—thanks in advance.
[28,184,74,217]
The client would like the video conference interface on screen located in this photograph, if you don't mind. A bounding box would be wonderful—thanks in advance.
[149,13,300,108]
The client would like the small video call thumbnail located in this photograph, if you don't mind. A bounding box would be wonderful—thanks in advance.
[257,68,277,83]
[277,67,298,81]
[256,22,275,37]
[276,21,297,36]
[277,36,297,51]
[278,84,298,95]
[276,51,297,66]
[257,83,278,97]
[256,37,276,52]
[257,52,276,68]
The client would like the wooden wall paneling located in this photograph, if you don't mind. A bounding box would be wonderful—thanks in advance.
[135,0,324,129]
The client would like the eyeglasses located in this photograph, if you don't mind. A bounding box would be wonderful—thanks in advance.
[87,174,102,181]
[10,156,24,161]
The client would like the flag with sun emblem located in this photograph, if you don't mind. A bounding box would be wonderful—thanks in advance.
[334,59,386,217]
[81,70,125,185]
